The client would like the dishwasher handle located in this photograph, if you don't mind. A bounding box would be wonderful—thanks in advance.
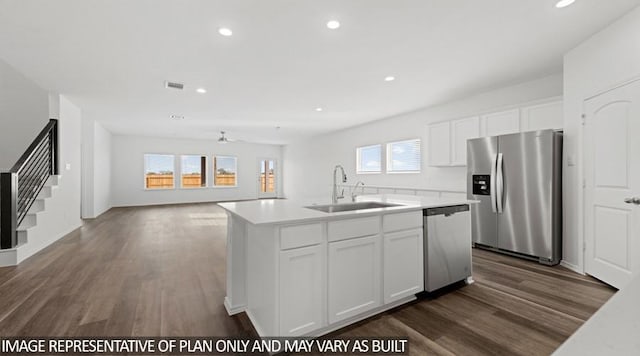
[424,205,470,216]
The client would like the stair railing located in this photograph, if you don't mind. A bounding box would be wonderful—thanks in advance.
[0,119,58,249]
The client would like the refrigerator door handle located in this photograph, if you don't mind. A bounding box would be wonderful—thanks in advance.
[497,153,504,214]
[490,154,497,213]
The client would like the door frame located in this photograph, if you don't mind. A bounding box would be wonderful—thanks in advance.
[257,158,277,199]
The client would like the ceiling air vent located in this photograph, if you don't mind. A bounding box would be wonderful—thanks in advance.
[165,81,184,90]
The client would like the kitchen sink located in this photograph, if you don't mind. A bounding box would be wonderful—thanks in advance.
[305,201,403,213]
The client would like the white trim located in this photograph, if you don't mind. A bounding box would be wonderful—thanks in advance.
[224,296,246,316]
[561,260,584,275]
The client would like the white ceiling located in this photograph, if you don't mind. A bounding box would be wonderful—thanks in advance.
[0,0,638,144]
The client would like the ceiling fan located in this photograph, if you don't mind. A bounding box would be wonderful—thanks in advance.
[217,130,244,144]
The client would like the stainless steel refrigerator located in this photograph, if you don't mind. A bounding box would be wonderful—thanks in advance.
[466,129,562,265]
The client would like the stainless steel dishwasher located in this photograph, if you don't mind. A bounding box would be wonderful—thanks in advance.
[424,205,473,292]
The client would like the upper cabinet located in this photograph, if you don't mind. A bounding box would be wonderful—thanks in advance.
[451,116,480,166]
[480,109,520,137]
[427,117,479,167]
[520,100,563,132]
[427,121,451,166]
[428,98,563,167]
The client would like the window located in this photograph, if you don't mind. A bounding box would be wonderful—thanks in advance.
[144,154,175,189]
[386,139,421,173]
[181,155,207,188]
[356,144,382,174]
[213,156,237,187]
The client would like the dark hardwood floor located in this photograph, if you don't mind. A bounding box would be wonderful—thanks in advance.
[0,203,615,355]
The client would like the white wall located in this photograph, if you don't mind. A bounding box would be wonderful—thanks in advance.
[81,117,112,218]
[19,94,83,260]
[0,58,49,170]
[563,6,640,273]
[111,135,283,207]
[93,122,112,216]
[283,74,563,200]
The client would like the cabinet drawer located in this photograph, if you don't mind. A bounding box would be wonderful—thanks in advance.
[280,223,323,250]
[383,212,423,233]
[328,216,380,242]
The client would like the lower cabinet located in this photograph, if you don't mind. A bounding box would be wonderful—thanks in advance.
[279,244,324,336]
[328,235,381,324]
[383,228,424,303]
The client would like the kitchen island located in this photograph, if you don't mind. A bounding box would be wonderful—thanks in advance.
[218,194,476,337]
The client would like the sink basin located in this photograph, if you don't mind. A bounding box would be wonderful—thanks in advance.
[305,201,403,213]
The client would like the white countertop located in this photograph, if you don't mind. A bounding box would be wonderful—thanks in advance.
[218,194,477,225]
[553,274,640,355]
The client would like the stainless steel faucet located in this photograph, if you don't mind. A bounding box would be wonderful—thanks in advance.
[350,181,365,202]
[332,165,347,204]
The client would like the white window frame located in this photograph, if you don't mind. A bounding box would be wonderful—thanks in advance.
[356,144,383,174]
[143,153,176,190]
[386,138,421,174]
[179,154,208,189]
[213,155,238,188]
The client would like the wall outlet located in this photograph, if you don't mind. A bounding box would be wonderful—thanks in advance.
[65,163,71,171]
[567,155,576,166]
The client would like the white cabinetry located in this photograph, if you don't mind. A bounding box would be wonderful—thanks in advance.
[382,212,423,304]
[480,109,520,137]
[328,234,381,324]
[383,228,424,303]
[428,117,479,167]
[450,116,480,166]
[279,244,325,336]
[427,121,451,166]
[520,100,563,132]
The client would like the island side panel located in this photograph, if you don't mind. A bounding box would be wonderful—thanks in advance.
[224,212,248,315]
[246,224,279,336]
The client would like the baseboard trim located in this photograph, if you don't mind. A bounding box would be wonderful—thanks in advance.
[560,260,584,275]
[16,223,82,265]
[224,297,246,316]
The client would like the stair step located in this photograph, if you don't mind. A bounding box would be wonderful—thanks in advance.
[18,214,36,231]
[46,175,60,186]
[25,199,45,214]
[36,186,52,199]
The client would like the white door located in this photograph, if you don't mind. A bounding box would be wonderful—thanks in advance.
[328,235,381,324]
[279,244,324,336]
[383,228,424,304]
[257,159,277,198]
[584,79,640,289]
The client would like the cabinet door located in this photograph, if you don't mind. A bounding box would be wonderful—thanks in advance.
[279,244,324,336]
[480,109,520,137]
[328,235,381,324]
[383,228,424,304]
[520,100,563,132]
[451,116,480,166]
[427,121,451,166]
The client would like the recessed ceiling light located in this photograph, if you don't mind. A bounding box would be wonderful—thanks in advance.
[315,107,323,112]
[196,88,207,94]
[555,0,575,8]
[218,27,233,36]
[326,20,340,30]
[384,76,395,82]
[170,115,185,120]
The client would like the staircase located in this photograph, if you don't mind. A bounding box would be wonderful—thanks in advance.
[0,119,59,266]
[0,175,60,266]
